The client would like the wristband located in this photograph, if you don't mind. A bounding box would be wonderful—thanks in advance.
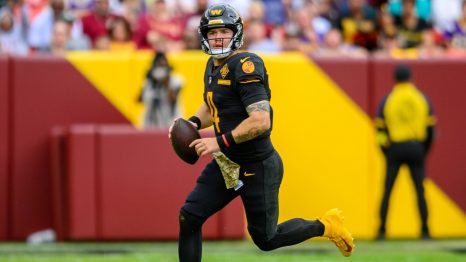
[216,135,227,150]
[225,131,236,147]
[188,116,201,130]
[216,131,236,150]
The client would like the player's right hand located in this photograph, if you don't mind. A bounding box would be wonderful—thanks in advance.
[168,118,198,139]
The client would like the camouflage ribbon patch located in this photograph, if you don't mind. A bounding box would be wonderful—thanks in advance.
[212,151,240,189]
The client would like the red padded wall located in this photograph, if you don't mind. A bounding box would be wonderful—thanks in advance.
[372,59,466,211]
[0,56,9,240]
[314,58,370,113]
[97,126,220,239]
[50,127,67,241]
[10,56,129,239]
[67,126,98,239]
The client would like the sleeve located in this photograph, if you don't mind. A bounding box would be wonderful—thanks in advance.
[235,54,265,83]
[235,55,268,108]
[424,94,436,153]
[425,94,436,126]
[237,81,269,109]
[375,95,390,149]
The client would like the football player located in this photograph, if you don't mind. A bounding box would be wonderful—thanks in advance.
[169,4,354,261]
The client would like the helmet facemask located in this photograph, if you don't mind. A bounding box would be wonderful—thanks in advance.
[199,25,242,59]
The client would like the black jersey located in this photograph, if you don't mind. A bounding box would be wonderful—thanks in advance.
[203,52,274,163]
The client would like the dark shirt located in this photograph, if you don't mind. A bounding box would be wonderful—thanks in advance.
[394,16,432,48]
[203,52,274,163]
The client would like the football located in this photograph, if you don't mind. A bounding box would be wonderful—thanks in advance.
[170,118,201,164]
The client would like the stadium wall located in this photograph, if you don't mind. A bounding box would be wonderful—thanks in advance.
[0,56,9,240]
[49,125,244,240]
[1,54,465,241]
[6,56,129,239]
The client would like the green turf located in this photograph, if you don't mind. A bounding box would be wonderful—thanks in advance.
[0,239,464,262]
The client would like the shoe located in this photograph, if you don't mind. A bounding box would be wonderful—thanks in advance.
[421,232,432,240]
[375,232,386,241]
[375,229,386,241]
[318,208,354,257]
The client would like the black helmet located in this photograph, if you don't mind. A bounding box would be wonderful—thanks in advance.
[198,4,243,58]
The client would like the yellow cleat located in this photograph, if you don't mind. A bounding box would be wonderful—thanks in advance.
[318,208,355,257]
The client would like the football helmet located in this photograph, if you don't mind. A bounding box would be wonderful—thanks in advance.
[198,4,243,59]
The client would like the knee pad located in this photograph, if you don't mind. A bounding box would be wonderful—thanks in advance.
[179,208,204,233]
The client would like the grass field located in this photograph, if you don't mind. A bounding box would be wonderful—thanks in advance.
[0,239,464,262]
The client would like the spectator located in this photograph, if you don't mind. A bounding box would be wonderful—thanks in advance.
[94,33,110,50]
[138,52,182,128]
[245,0,268,27]
[388,0,431,21]
[246,19,280,53]
[417,29,444,58]
[107,16,135,51]
[319,0,341,27]
[183,17,201,50]
[337,0,379,51]
[25,0,54,51]
[443,0,466,50]
[51,0,89,47]
[81,0,121,45]
[181,0,207,50]
[48,19,70,55]
[394,0,432,49]
[111,0,146,30]
[373,31,413,58]
[133,0,184,51]
[375,64,436,240]
[431,0,462,31]
[307,0,332,44]
[1,0,28,46]
[378,9,397,40]
[262,0,286,25]
[0,10,28,54]
[287,8,319,54]
[67,0,93,18]
[281,23,304,51]
[312,28,368,58]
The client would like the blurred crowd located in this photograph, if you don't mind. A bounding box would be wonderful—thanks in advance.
[1,0,466,58]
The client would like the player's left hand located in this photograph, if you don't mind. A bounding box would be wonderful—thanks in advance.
[189,137,219,157]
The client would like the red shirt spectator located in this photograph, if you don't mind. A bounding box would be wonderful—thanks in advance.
[81,0,121,45]
[133,0,185,50]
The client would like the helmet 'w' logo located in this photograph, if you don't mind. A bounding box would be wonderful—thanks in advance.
[210,9,223,16]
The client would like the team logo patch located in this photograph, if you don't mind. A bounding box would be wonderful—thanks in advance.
[210,9,223,16]
[220,64,229,79]
[242,61,255,74]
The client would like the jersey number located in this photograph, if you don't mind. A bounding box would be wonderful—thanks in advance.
[206,91,221,133]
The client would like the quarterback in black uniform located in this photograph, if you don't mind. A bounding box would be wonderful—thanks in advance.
[169,4,354,261]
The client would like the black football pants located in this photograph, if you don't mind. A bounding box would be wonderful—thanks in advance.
[179,151,324,261]
[378,141,429,236]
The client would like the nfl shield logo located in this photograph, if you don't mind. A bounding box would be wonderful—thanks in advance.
[209,76,212,84]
